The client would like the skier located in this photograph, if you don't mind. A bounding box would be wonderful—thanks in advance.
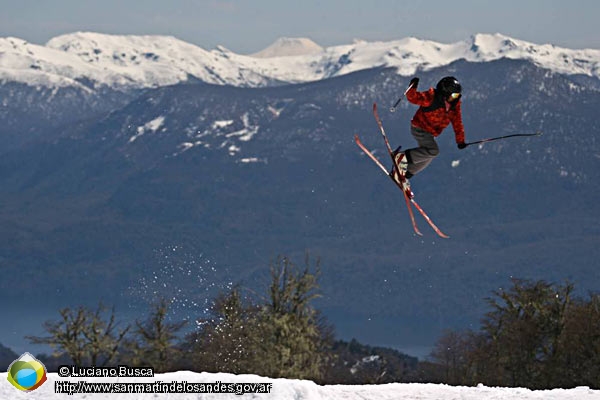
[392,76,467,184]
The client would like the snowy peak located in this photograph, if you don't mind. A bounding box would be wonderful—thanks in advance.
[463,33,600,75]
[46,31,213,69]
[44,32,231,88]
[250,37,324,58]
[0,36,103,89]
[467,33,522,56]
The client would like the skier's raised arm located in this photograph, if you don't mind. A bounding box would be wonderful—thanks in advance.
[405,77,435,107]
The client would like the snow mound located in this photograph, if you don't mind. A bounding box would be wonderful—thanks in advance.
[1,371,598,399]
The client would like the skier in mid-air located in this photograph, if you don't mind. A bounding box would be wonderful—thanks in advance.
[353,78,467,238]
[392,76,467,184]
[355,75,540,237]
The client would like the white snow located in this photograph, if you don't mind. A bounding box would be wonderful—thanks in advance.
[228,144,241,155]
[1,371,598,399]
[239,157,267,164]
[223,113,259,144]
[250,37,324,58]
[171,114,261,158]
[145,116,165,132]
[212,120,234,129]
[1,32,598,90]
[560,168,569,177]
[129,116,165,143]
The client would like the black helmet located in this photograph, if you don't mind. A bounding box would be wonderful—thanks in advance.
[436,76,462,97]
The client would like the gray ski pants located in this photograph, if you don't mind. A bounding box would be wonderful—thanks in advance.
[406,125,440,177]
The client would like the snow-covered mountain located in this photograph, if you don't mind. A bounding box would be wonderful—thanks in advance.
[1,32,598,90]
[250,37,324,58]
[1,371,598,399]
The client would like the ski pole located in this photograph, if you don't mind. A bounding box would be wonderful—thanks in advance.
[389,82,417,113]
[465,131,543,147]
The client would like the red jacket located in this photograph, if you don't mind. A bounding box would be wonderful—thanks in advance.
[406,87,465,144]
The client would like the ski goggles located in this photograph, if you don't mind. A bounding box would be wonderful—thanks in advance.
[449,92,461,100]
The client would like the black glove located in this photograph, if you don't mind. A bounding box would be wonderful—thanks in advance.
[409,77,419,89]
[457,142,467,150]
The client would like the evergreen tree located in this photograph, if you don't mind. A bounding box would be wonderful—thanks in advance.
[254,255,327,380]
[553,293,600,387]
[183,254,330,380]
[480,279,572,388]
[426,278,590,389]
[185,286,257,374]
[129,298,187,372]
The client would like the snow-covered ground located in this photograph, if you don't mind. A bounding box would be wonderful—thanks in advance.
[1,371,598,399]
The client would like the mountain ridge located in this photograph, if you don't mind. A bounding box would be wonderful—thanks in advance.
[1,32,598,91]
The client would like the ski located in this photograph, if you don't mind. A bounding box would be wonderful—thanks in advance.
[355,134,450,238]
[372,102,449,238]
[354,134,422,236]
[354,103,450,238]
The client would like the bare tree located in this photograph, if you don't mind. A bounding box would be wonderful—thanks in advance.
[27,303,129,366]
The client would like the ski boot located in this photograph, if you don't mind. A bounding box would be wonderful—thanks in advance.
[390,147,413,198]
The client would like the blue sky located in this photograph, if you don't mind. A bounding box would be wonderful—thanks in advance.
[1,0,598,52]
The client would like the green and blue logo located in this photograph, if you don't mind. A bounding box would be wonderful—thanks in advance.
[6,352,47,392]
